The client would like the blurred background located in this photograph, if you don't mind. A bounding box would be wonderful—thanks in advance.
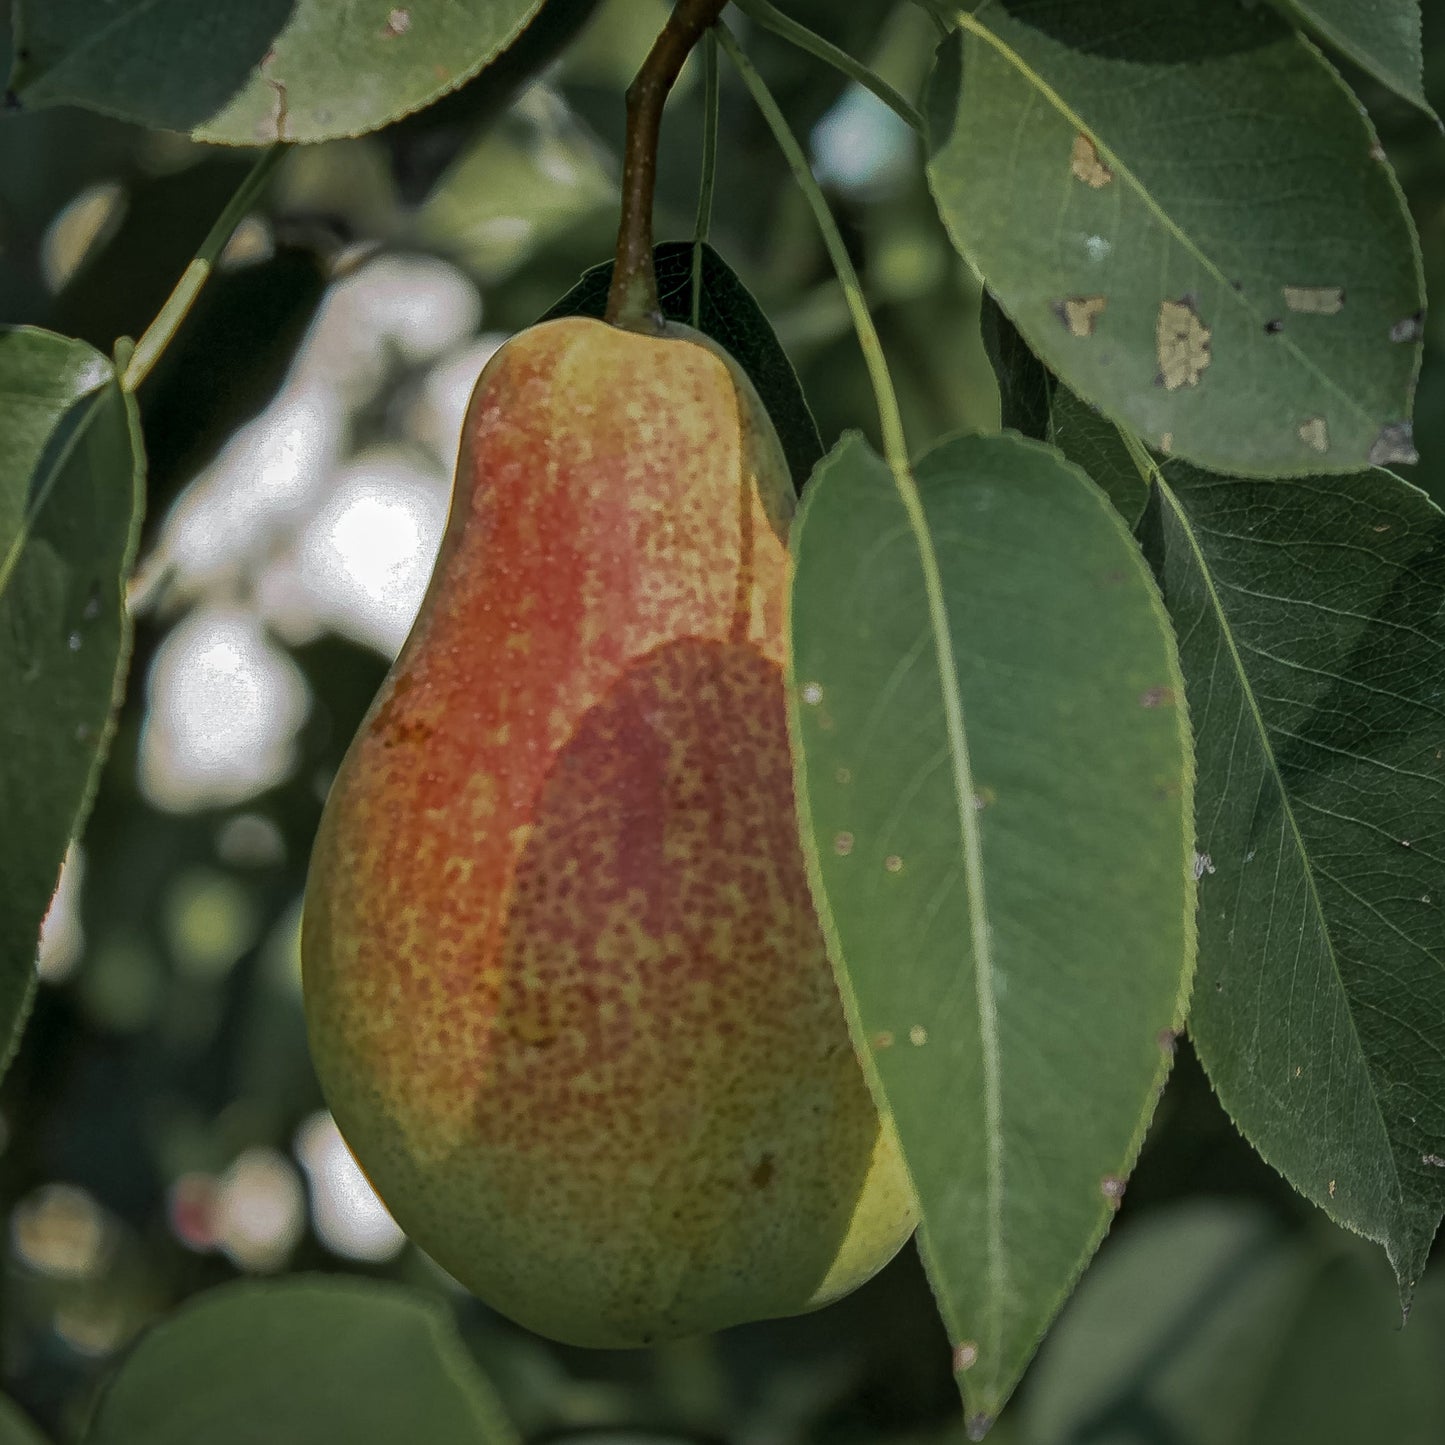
[3,1,1445,1440]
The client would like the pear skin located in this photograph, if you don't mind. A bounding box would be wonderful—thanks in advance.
[302,315,915,1347]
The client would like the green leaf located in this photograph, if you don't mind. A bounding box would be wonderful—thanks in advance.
[925,0,1424,478]
[83,1278,519,1445]
[1273,0,1432,116]
[0,327,144,1082]
[1046,387,1149,529]
[980,294,1150,526]
[1024,1202,1445,1444]
[544,241,825,491]
[0,1397,49,1445]
[980,291,1051,441]
[788,431,1195,1431]
[7,0,549,144]
[1144,463,1445,1293]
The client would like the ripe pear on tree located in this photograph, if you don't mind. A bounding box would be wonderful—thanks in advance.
[302,314,916,1347]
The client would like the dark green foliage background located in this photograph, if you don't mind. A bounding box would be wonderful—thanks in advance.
[2,0,1445,1442]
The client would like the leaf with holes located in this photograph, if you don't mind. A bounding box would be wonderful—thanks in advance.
[926,0,1423,478]
[0,328,144,1082]
[84,1277,519,1445]
[7,0,550,144]
[1275,0,1431,116]
[1143,462,1445,1295]
[789,431,1195,1431]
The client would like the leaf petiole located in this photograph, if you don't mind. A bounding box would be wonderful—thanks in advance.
[692,29,720,329]
[121,144,289,394]
[730,0,925,134]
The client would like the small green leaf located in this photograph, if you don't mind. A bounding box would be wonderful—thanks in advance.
[1,327,144,1082]
[1025,1202,1445,1444]
[8,0,551,144]
[545,242,824,490]
[925,0,1424,478]
[0,1396,49,1445]
[1144,463,1445,1293]
[789,431,1195,1430]
[1274,0,1432,116]
[83,1278,519,1445]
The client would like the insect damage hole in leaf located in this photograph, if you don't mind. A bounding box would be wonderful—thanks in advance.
[1070,133,1112,188]
[1283,284,1346,315]
[1056,295,1107,337]
[1156,298,1211,390]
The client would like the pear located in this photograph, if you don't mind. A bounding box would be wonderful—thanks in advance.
[302,315,915,1347]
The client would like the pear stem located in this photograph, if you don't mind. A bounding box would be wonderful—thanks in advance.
[606,0,731,332]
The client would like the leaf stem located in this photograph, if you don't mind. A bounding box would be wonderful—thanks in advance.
[714,22,909,474]
[731,0,924,134]
[691,29,721,329]
[121,145,289,394]
[606,0,731,331]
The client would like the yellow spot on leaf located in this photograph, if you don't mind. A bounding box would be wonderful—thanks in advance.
[1156,298,1211,390]
[1059,295,1107,338]
[1298,416,1329,453]
[909,1024,927,1046]
[1283,285,1345,315]
[1070,134,1113,188]
[953,1341,980,1372]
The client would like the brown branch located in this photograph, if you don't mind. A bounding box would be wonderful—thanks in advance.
[605,0,730,331]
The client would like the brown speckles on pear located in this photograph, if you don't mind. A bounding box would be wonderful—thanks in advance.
[301,317,915,1348]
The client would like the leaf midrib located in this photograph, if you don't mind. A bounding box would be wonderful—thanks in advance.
[886,454,1009,1376]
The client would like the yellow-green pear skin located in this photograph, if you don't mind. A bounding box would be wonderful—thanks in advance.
[301,315,916,1347]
